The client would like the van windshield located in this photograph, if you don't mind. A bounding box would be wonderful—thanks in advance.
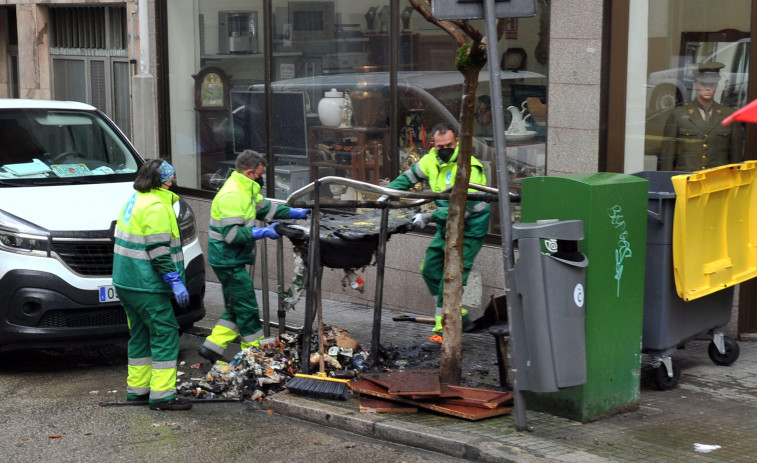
[0,108,140,185]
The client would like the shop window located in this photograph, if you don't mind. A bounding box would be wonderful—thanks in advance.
[631,1,751,173]
[166,0,548,236]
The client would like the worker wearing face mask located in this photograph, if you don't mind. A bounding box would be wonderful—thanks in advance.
[199,150,309,363]
[384,122,490,351]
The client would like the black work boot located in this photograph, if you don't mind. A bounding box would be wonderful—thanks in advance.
[149,397,193,411]
[198,346,224,363]
[421,334,443,352]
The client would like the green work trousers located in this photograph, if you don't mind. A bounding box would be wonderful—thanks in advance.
[202,265,264,357]
[420,230,485,331]
[117,287,180,404]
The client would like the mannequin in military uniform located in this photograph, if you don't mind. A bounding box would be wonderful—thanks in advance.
[660,62,744,171]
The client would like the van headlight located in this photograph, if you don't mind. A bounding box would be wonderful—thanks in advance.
[177,199,198,246]
[0,209,51,255]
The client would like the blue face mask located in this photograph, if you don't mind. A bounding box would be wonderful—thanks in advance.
[437,148,454,163]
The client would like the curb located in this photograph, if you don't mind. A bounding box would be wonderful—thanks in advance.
[263,393,560,463]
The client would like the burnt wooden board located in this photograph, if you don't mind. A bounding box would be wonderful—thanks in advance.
[350,380,512,421]
[411,384,513,409]
[358,396,418,413]
[363,369,441,396]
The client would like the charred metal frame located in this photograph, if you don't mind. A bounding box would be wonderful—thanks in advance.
[279,176,502,373]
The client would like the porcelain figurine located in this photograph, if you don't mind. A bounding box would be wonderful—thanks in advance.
[506,105,528,134]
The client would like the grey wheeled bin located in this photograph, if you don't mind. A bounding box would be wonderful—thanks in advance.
[633,171,739,390]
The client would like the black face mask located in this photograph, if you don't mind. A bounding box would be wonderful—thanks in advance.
[254,175,264,189]
[437,147,454,163]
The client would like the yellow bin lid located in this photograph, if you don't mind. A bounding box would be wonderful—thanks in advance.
[671,161,757,301]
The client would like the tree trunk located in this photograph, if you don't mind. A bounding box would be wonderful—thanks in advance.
[408,0,491,385]
[439,48,486,385]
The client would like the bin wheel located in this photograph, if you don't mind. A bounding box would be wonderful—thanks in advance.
[654,361,681,390]
[708,337,740,366]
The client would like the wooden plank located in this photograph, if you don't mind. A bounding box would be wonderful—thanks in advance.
[350,380,512,421]
[363,369,441,396]
[422,385,514,409]
[434,397,507,410]
[359,396,418,414]
[365,372,513,409]
[441,384,512,401]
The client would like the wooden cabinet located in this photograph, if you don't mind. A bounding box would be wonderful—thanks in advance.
[309,126,390,184]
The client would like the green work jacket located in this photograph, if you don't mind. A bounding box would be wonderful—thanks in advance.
[208,170,290,268]
[113,187,184,293]
[387,146,491,238]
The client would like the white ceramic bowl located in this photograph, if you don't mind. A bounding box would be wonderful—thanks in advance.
[505,130,537,143]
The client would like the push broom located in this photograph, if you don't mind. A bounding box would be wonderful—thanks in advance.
[286,179,350,400]
[285,292,350,400]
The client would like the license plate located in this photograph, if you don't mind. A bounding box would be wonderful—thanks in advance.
[98,285,119,303]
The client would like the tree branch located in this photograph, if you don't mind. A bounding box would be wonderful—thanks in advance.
[409,0,466,47]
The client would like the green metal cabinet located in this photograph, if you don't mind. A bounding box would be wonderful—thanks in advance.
[520,173,648,422]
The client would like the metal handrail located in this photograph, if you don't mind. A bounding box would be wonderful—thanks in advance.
[285,175,509,208]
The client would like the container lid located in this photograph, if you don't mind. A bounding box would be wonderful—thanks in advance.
[672,160,757,301]
[325,88,343,98]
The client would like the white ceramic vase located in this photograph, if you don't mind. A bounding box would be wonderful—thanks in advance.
[318,89,344,127]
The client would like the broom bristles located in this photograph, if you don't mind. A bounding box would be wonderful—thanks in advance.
[287,374,350,400]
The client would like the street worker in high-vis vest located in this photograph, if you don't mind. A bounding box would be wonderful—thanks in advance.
[199,150,309,363]
[113,159,193,411]
[385,122,490,352]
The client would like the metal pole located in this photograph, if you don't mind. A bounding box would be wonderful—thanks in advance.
[302,180,321,375]
[260,231,270,337]
[276,239,287,335]
[483,0,528,431]
[371,205,390,368]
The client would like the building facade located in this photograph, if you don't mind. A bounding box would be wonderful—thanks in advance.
[2,0,756,336]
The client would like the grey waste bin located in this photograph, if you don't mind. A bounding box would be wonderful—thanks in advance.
[632,171,739,390]
[510,219,588,393]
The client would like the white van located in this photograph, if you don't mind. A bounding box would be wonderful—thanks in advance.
[0,99,205,352]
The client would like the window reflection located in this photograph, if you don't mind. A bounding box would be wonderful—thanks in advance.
[641,3,750,172]
[167,0,550,233]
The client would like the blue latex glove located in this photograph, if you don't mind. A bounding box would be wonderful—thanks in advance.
[251,222,281,240]
[162,271,189,308]
[288,208,310,220]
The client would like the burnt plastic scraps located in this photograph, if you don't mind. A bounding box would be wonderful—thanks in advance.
[309,324,371,371]
[178,333,301,401]
[275,208,416,269]
[178,327,371,402]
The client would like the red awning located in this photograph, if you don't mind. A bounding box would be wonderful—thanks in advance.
[723,98,757,125]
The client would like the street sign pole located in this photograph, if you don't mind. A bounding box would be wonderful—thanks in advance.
[481,0,528,432]
[431,0,534,431]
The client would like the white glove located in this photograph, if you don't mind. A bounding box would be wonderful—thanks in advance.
[412,213,432,229]
[377,195,389,202]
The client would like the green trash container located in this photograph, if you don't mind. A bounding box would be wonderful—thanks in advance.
[520,173,648,422]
